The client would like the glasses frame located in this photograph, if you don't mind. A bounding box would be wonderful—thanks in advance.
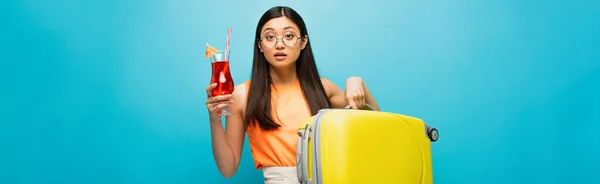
[258,35,303,49]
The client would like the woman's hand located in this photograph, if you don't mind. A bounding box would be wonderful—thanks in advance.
[345,76,366,109]
[206,83,234,120]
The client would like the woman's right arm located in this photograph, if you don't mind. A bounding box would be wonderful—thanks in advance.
[206,83,247,178]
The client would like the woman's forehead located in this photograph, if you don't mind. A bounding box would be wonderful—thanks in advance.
[262,17,299,32]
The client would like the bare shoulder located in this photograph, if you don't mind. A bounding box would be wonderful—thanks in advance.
[320,77,331,89]
[320,77,347,108]
[233,82,248,99]
[320,77,341,97]
[229,81,249,115]
[320,77,342,88]
[320,77,332,85]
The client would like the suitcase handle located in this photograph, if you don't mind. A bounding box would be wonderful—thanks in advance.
[344,103,375,110]
[296,124,311,184]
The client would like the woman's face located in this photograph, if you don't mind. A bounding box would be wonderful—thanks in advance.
[259,17,307,69]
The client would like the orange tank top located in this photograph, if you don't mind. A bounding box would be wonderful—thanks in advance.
[244,79,312,169]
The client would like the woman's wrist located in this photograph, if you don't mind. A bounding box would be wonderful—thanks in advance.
[210,117,222,125]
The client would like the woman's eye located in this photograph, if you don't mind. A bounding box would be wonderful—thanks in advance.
[265,35,275,40]
[284,34,295,39]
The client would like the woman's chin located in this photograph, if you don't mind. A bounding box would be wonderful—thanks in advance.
[268,60,295,69]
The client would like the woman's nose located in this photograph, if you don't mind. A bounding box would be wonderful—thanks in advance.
[275,40,285,50]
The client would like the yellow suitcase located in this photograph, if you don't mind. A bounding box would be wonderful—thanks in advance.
[296,105,438,184]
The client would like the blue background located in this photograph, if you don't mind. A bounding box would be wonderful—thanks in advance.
[1,0,599,183]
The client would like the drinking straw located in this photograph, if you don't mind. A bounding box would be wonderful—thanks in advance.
[224,27,231,61]
[218,27,232,94]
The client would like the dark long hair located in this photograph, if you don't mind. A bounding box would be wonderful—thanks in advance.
[244,6,331,130]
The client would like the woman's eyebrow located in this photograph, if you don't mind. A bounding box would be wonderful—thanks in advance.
[263,26,297,33]
[263,28,274,33]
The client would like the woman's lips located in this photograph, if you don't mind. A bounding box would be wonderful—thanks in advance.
[274,52,287,61]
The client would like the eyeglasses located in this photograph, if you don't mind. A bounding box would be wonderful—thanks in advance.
[259,34,301,48]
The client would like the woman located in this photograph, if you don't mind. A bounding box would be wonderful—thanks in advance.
[205,6,380,183]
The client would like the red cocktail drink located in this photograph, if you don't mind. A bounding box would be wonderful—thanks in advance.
[210,60,234,96]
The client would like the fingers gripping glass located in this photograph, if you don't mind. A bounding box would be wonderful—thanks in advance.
[259,34,301,48]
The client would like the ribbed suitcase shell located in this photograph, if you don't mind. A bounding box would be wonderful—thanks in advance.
[296,108,437,184]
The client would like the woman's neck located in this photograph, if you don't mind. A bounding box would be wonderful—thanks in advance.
[270,65,297,86]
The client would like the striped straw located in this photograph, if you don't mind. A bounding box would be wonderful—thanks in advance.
[224,27,231,61]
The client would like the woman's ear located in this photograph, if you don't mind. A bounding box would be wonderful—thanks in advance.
[301,35,308,50]
[258,42,263,52]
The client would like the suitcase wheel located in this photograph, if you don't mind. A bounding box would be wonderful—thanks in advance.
[428,128,439,142]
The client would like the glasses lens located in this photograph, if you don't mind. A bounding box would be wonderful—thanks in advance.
[284,38,298,47]
[262,39,276,48]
